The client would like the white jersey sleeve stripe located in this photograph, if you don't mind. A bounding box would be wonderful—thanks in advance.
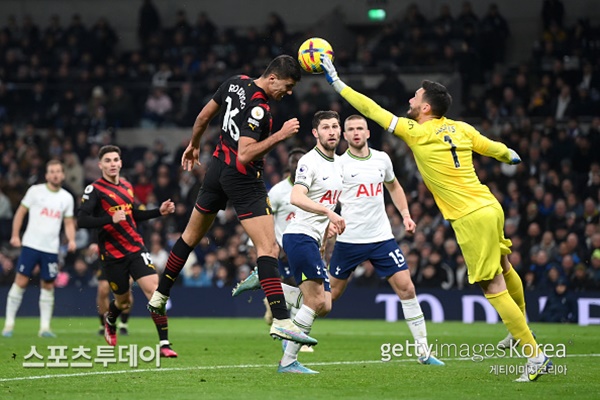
[387,116,399,133]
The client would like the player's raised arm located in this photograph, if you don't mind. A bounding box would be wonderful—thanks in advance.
[183,99,221,171]
[466,122,522,165]
[320,54,399,135]
[237,117,300,165]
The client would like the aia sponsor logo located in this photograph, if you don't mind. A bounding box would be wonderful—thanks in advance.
[319,190,341,204]
[40,208,61,219]
[356,183,383,197]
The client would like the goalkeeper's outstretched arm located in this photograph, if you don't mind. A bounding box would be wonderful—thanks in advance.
[320,54,398,134]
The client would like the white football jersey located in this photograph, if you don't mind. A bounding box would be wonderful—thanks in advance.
[20,184,74,253]
[284,148,343,245]
[268,177,297,247]
[337,148,396,244]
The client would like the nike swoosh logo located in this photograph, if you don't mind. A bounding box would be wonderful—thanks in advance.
[351,173,359,177]
[322,176,329,180]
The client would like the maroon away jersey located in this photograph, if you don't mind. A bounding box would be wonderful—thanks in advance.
[211,75,273,176]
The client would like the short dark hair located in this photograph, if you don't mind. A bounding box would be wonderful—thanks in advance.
[262,55,302,83]
[312,110,340,129]
[98,145,121,160]
[422,80,452,117]
[289,147,307,157]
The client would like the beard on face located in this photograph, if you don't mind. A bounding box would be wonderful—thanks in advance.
[406,106,419,121]
[319,136,338,152]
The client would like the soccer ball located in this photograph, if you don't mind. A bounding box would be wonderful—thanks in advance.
[297,37,334,74]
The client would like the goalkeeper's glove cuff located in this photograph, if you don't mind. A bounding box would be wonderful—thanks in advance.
[507,148,521,165]
[331,80,347,93]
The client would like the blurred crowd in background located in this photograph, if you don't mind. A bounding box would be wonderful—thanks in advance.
[0,1,599,307]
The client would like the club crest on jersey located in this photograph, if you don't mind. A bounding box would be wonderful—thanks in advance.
[251,106,264,120]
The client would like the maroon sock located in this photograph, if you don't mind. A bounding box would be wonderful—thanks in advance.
[158,238,194,296]
[257,256,288,320]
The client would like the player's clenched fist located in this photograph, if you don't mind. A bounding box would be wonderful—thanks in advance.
[112,210,126,223]
[160,199,176,215]
[280,118,300,139]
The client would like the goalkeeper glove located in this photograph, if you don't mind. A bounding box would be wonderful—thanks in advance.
[320,54,346,92]
[507,148,521,165]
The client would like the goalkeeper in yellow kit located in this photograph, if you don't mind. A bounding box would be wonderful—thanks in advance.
[319,54,552,382]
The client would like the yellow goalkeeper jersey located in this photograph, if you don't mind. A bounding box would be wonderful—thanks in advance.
[340,86,514,221]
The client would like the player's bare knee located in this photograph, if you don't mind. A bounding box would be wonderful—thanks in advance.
[255,242,279,258]
[116,300,131,311]
[266,241,280,258]
[313,298,332,317]
[181,230,202,248]
[398,283,416,300]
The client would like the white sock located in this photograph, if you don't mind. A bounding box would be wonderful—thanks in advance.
[401,297,429,355]
[529,349,546,364]
[4,283,25,330]
[289,303,300,321]
[160,340,170,347]
[281,305,317,367]
[39,288,55,332]
[281,283,302,308]
[288,291,303,320]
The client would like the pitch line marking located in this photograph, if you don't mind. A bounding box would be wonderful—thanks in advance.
[1,353,598,382]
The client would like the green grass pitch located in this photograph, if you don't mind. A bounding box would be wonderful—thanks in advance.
[1,317,599,399]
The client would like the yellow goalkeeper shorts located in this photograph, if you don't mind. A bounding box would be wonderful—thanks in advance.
[451,202,512,284]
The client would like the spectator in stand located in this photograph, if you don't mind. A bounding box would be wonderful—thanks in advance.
[571,263,591,291]
[62,151,84,198]
[550,85,575,121]
[138,0,161,47]
[582,198,599,225]
[0,187,14,243]
[542,0,565,29]
[133,173,154,205]
[106,85,136,128]
[0,254,17,285]
[142,87,173,128]
[183,262,212,287]
[590,249,600,289]
[68,257,95,288]
[529,249,554,285]
[541,265,562,291]
[539,278,577,323]
[479,3,510,72]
